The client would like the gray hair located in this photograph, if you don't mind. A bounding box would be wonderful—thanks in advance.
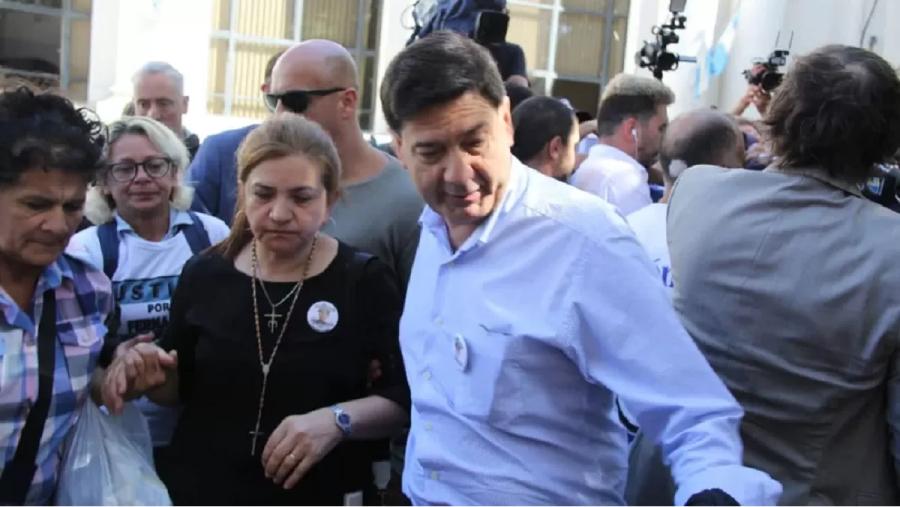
[84,116,193,224]
[132,61,185,96]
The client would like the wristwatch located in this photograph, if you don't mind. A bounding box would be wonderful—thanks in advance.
[330,405,352,438]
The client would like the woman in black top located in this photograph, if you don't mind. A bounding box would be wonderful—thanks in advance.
[102,115,410,505]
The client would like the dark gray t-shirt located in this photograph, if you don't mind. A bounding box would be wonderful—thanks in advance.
[322,155,423,290]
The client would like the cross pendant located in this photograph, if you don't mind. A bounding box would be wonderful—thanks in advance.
[249,427,265,456]
[265,309,281,333]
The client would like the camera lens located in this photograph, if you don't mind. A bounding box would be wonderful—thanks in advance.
[761,72,783,92]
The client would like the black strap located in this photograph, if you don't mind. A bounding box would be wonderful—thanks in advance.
[182,211,211,255]
[0,290,57,504]
[97,221,119,280]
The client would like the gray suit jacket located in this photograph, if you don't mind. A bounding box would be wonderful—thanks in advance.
[666,165,900,505]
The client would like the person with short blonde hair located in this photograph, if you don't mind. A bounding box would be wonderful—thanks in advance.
[100,113,410,505]
[67,116,230,476]
[570,73,675,214]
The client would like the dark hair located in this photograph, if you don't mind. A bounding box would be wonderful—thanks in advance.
[596,74,674,136]
[512,96,576,162]
[381,31,505,132]
[765,45,900,182]
[505,82,535,112]
[659,110,743,180]
[0,87,105,187]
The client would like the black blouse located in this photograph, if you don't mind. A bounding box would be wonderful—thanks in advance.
[157,242,409,505]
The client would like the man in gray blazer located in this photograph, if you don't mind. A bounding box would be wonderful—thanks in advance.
[667,44,900,504]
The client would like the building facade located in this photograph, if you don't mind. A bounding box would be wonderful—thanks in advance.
[2,0,898,138]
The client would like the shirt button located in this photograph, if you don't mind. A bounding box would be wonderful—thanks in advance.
[430,471,440,480]
[423,371,432,381]
[433,317,443,327]
[424,422,433,431]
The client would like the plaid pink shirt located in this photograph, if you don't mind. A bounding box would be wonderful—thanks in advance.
[0,254,111,504]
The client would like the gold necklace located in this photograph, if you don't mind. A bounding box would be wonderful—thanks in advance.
[257,277,301,333]
[248,234,318,456]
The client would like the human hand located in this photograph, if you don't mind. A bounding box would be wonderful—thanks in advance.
[752,88,771,114]
[261,408,343,490]
[733,84,759,115]
[113,332,155,360]
[102,342,177,415]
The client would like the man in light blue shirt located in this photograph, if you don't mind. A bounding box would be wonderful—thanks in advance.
[380,32,782,505]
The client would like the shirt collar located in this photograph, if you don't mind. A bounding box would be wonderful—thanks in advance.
[589,143,648,175]
[114,208,192,238]
[0,255,74,331]
[766,165,864,198]
[419,155,528,255]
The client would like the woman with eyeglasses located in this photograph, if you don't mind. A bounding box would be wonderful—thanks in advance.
[66,115,229,482]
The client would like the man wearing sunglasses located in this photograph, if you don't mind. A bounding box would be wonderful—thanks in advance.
[267,40,423,291]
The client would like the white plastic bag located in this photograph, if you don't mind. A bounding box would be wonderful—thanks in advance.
[56,399,172,505]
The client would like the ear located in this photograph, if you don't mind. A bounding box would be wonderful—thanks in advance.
[500,96,514,147]
[547,135,563,162]
[182,95,190,114]
[620,117,639,142]
[260,82,270,94]
[339,88,359,120]
[390,131,404,161]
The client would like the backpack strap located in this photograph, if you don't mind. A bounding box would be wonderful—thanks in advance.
[97,221,120,280]
[181,211,212,255]
[0,290,57,504]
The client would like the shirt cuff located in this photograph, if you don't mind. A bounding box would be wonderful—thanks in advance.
[674,465,783,506]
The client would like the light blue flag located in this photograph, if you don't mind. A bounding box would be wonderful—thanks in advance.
[707,12,739,77]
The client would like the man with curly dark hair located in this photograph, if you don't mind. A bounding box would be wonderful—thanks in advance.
[667,45,900,504]
[0,87,114,504]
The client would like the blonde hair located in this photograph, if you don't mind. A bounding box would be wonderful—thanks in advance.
[216,113,342,259]
[84,116,193,224]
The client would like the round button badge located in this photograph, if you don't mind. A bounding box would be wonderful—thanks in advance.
[307,301,339,332]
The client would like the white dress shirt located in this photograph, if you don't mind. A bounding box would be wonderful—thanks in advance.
[400,157,782,505]
[571,143,652,215]
[627,202,673,293]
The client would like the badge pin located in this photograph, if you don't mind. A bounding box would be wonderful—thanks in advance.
[453,333,469,371]
[307,301,339,332]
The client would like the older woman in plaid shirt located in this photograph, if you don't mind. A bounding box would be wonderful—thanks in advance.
[0,87,113,504]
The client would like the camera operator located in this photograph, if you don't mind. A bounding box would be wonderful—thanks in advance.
[473,1,529,87]
[731,63,772,117]
[666,44,900,505]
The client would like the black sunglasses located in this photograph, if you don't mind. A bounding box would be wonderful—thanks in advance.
[264,88,346,113]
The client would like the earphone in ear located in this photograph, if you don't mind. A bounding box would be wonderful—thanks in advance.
[631,127,639,161]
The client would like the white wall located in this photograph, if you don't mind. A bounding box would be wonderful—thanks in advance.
[88,0,239,138]
[372,0,415,136]
[624,0,900,119]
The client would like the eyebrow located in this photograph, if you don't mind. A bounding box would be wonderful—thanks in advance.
[412,122,488,151]
[252,182,318,192]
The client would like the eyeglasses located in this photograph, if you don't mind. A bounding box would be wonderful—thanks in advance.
[107,157,173,182]
[264,88,346,113]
